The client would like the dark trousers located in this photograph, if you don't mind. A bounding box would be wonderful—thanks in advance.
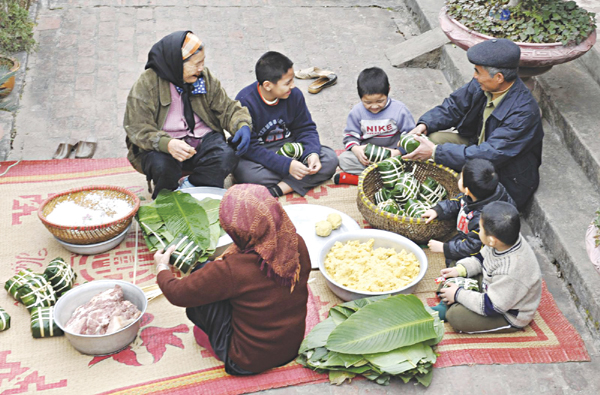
[141,132,239,199]
[185,263,254,376]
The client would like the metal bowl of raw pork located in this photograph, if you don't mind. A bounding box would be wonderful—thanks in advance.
[53,280,147,355]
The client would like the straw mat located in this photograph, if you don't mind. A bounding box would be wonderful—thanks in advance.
[0,158,589,395]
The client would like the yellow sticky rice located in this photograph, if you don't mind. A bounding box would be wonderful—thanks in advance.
[324,239,420,292]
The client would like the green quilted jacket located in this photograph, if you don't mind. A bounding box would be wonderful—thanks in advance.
[123,67,252,173]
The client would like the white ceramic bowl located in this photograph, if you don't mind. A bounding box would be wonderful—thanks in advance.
[53,280,147,355]
[318,229,428,301]
[55,225,131,255]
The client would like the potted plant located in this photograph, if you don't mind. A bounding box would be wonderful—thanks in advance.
[0,0,36,54]
[0,65,16,111]
[439,0,597,77]
[0,55,19,98]
[586,209,600,274]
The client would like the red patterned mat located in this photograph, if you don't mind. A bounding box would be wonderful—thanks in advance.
[0,158,589,395]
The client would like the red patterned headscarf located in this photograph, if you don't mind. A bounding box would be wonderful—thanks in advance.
[220,184,301,291]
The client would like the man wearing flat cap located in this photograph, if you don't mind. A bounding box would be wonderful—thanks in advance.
[402,38,544,209]
[124,31,252,199]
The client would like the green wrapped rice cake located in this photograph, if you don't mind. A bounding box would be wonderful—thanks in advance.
[17,274,57,311]
[419,177,447,206]
[403,198,431,218]
[442,277,479,291]
[364,143,391,164]
[30,306,64,338]
[373,188,392,205]
[5,269,35,301]
[399,133,428,154]
[44,257,77,296]
[167,234,202,274]
[391,173,420,204]
[377,199,403,215]
[376,157,406,188]
[0,307,10,331]
[276,142,304,160]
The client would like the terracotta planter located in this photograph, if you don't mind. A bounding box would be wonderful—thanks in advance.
[439,7,597,78]
[0,55,20,98]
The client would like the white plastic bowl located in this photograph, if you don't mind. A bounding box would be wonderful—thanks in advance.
[318,229,428,301]
[55,225,131,255]
[53,280,147,355]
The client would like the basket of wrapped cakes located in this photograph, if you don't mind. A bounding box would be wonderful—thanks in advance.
[38,185,140,245]
[357,137,460,245]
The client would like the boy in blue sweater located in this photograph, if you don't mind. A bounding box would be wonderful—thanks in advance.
[234,52,338,197]
[336,67,415,185]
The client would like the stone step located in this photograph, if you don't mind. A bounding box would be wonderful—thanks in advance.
[385,26,450,68]
[524,119,600,337]
[576,46,600,88]
[533,61,600,196]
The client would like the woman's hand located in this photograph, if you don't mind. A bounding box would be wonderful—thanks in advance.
[154,246,176,272]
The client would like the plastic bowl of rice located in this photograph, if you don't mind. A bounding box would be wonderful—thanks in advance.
[318,229,428,301]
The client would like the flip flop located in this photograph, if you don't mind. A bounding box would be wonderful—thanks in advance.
[295,67,335,79]
[74,141,97,159]
[308,74,338,94]
[52,142,77,159]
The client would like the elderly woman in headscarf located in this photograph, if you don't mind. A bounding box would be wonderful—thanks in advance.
[124,31,252,199]
[153,184,311,375]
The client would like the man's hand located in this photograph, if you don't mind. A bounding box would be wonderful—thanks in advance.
[439,283,459,305]
[306,154,322,175]
[351,145,370,166]
[231,125,251,156]
[402,135,435,161]
[407,123,428,136]
[440,267,460,279]
[168,139,196,162]
[289,160,310,180]
[390,149,402,158]
[421,209,438,224]
[428,239,444,253]
[154,246,176,272]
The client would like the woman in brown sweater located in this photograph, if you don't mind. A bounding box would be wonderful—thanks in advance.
[154,184,311,375]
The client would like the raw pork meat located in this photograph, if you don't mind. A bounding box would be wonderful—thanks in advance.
[65,285,141,335]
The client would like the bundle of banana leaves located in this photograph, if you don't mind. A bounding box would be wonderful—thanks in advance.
[377,199,403,215]
[419,177,447,206]
[297,294,444,387]
[16,273,57,311]
[5,269,35,301]
[376,157,406,189]
[364,143,391,164]
[136,190,223,273]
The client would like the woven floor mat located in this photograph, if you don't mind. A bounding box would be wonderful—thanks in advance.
[0,158,589,395]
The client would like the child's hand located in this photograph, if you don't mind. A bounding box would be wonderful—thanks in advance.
[390,149,402,157]
[421,209,438,224]
[428,239,444,253]
[351,145,370,166]
[289,160,310,180]
[439,283,459,305]
[306,154,322,175]
[440,267,460,278]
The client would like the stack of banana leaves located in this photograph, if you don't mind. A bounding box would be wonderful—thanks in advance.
[136,190,223,274]
[297,294,444,387]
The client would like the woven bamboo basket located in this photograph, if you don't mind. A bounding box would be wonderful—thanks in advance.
[357,160,460,245]
[38,186,140,245]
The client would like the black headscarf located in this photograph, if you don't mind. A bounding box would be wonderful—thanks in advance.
[145,30,196,133]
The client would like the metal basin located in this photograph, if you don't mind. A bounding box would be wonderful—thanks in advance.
[318,229,428,301]
[53,280,148,355]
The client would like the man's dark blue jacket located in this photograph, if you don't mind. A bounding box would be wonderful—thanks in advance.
[419,77,544,209]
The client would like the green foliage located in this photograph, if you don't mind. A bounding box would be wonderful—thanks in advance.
[446,0,597,45]
[0,65,17,111]
[0,0,36,54]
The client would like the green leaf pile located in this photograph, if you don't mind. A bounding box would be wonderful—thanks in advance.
[297,294,444,387]
[136,190,222,271]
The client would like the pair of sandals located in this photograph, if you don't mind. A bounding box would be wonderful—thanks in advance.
[295,67,338,94]
[53,141,97,159]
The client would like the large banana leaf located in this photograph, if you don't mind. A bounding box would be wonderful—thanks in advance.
[326,295,437,354]
[197,197,221,224]
[155,190,210,250]
[298,317,336,354]
[136,205,174,250]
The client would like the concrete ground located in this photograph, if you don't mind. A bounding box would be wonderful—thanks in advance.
[3,0,600,394]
